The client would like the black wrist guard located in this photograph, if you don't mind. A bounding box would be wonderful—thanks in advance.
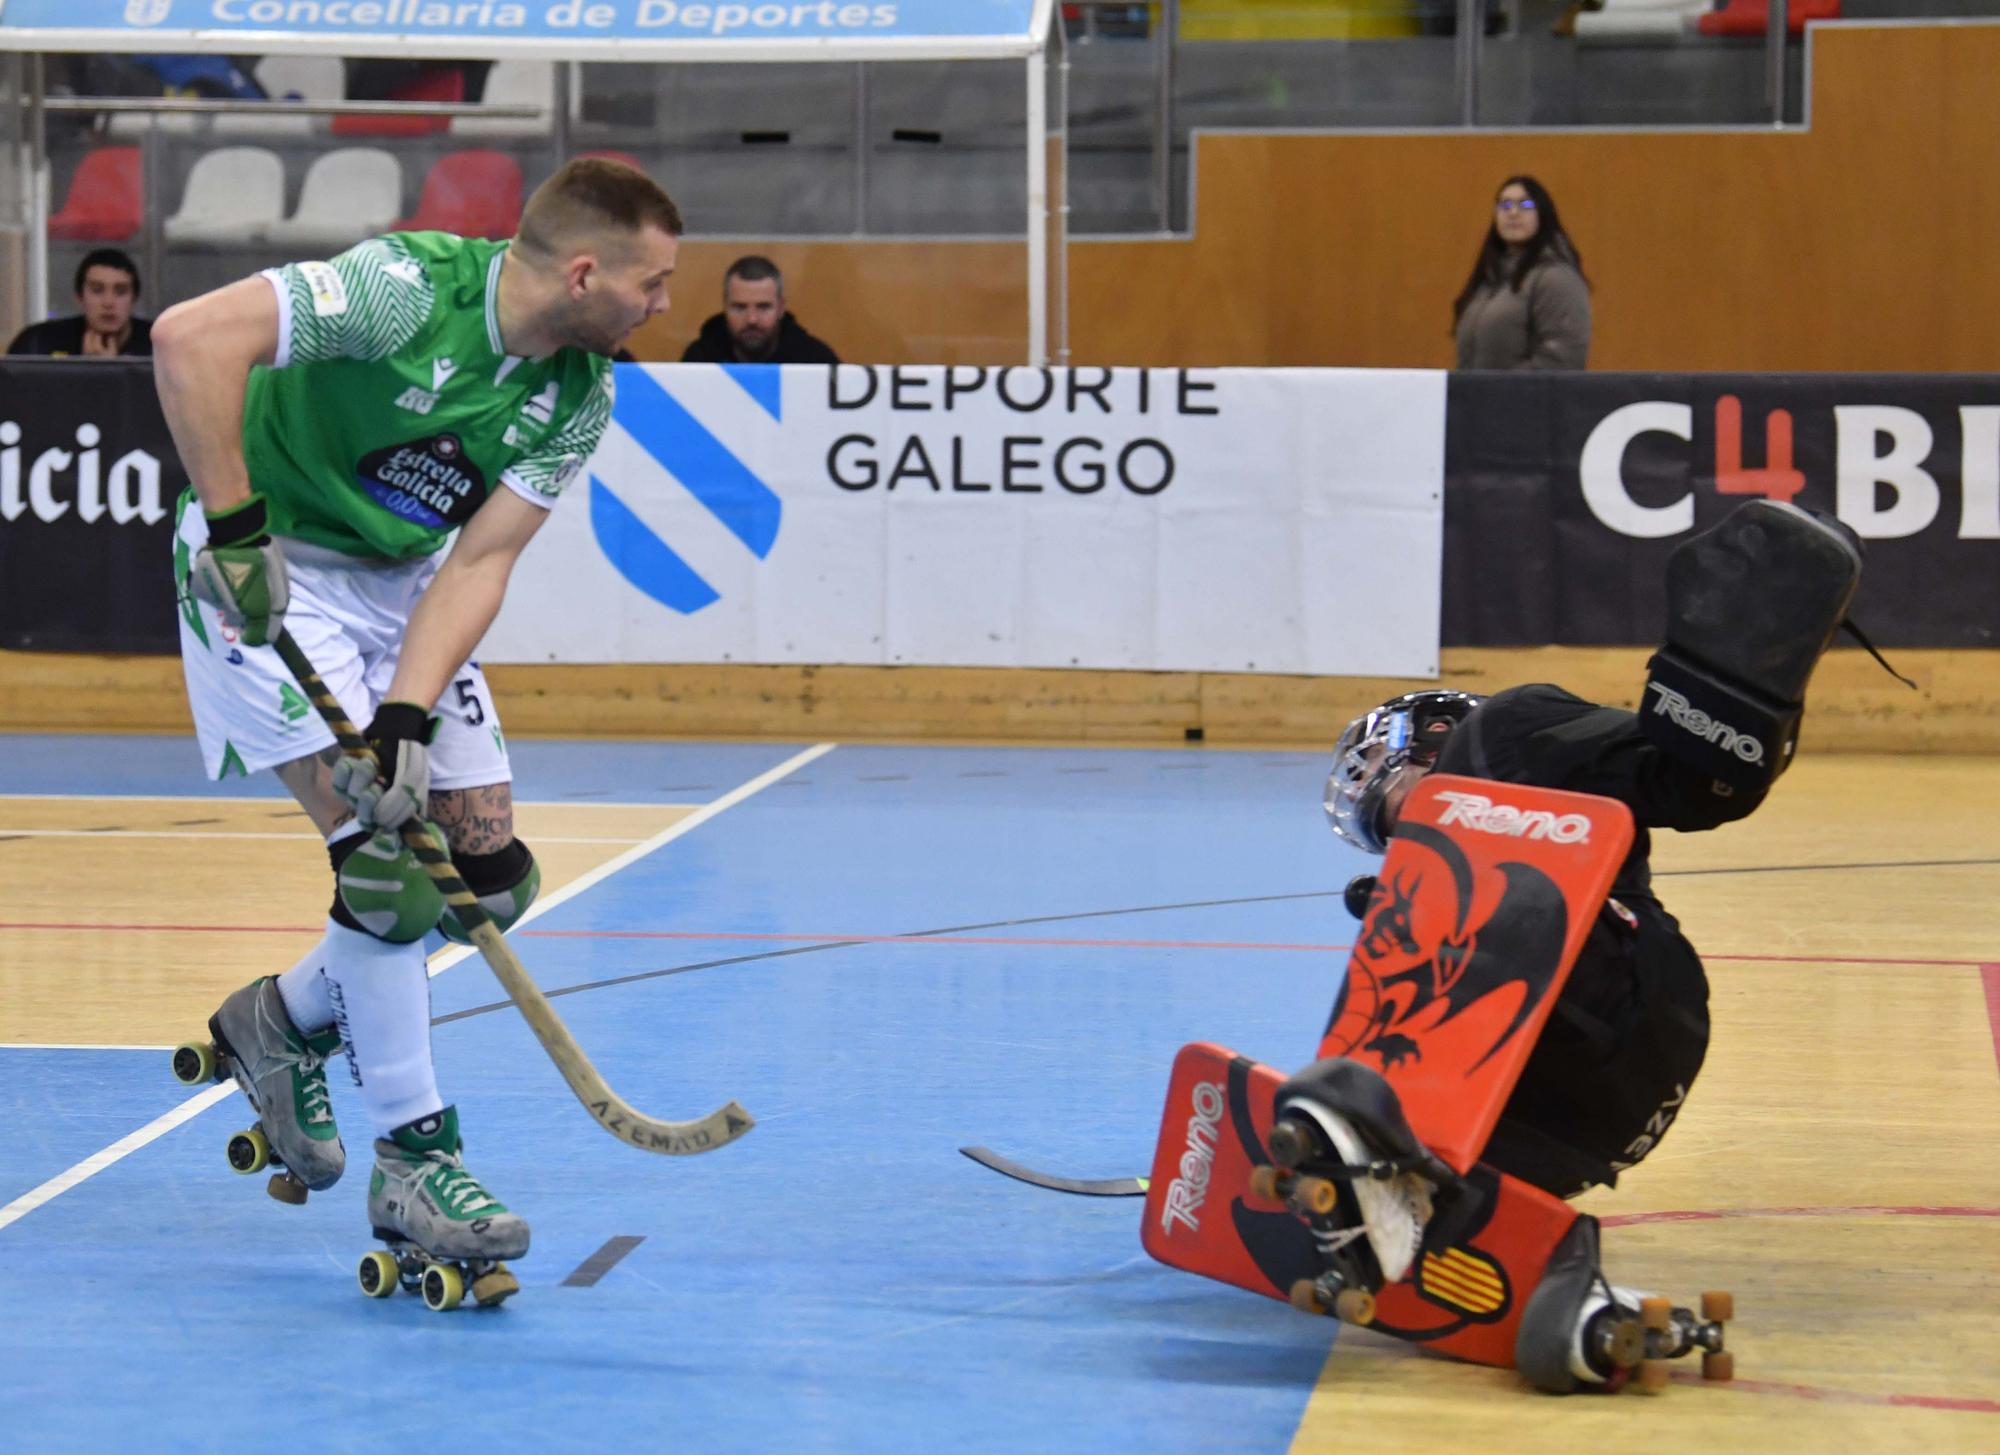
[367,701,437,749]
[204,493,270,548]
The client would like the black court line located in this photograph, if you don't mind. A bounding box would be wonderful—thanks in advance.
[431,889,1343,1026]
[859,775,910,782]
[1056,767,1110,774]
[427,857,2000,1029]
[956,771,1009,778]
[1656,856,2000,878]
[170,817,223,827]
[655,786,715,793]
[560,1235,645,1288]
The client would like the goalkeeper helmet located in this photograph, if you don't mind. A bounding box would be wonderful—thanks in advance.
[1323,690,1485,854]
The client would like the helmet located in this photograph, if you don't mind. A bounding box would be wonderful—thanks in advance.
[1322,690,1485,854]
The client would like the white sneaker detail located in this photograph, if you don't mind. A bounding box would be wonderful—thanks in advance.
[1286,1101,1433,1284]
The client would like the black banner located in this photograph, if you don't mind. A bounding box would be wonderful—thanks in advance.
[0,358,185,653]
[1444,373,2000,647]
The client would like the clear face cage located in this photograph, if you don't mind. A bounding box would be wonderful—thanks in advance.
[1322,692,1484,855]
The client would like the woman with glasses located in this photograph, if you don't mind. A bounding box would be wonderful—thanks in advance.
[1451,175,1592,370]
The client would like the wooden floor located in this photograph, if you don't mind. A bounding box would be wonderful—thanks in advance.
[1,751,1995,1450]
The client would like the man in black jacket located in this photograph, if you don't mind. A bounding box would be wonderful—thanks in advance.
[9,249,153,358]
[680,255,839,365]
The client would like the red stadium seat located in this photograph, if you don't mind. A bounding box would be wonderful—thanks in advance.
[1698,0,1839,37]
[392,150,523,239]
[332,66,462,137]
[48,147,143,241]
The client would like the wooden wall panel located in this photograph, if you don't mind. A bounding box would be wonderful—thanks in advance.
[1069,23,2000,372]
[625,239,1029,366]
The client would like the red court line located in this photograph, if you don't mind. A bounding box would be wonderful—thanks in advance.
[1672,1371,2000,1415]
[1983,965,2000,1079]
[515,928,1353,952]
[1602,1205,2000,1227]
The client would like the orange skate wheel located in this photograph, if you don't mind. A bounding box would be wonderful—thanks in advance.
[1266,1120,1310,1169]
[266,1172,308,1206]
[1248,1165,1287,1203]
[1293,1176,1338,1216]
[1288,1279,1328,1315]
[1333,1288,1375,1326]
[1636,1359,1670,1394]
[1701,1290,1734,1323]
[1640,1295,1674,1331]
[1702,1350,1734,1382]
[1604,1319,1646,1370]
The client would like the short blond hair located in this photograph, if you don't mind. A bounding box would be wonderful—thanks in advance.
[516,158,683,259]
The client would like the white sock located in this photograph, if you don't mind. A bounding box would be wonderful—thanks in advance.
[322,919,443,1138]
[274,934,336,1034]
[274,823,369,1036]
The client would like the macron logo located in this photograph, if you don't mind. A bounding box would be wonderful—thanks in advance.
[431,358,457,393]
[381,259,423,287]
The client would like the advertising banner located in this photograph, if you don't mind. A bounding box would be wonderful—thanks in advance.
[0,0,1044,51]
[483,364,1449,675]
[0,358,184,654]
[1443,373,2000,647]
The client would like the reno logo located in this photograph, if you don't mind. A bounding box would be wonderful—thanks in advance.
[1433,790,1592,844]
[1644,684,1766,763]
[1157,1080,1226,1237]
[590,366,783,614]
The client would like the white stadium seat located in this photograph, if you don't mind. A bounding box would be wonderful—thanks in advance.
[162,146,287,245]
[1573,0,1714,41]
[254,54,346,102]
[451,60,554,137]
[265,148,404,249]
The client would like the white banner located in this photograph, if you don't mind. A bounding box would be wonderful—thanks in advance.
[483,365,1446,676]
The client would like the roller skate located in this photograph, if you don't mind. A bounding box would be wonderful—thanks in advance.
[171,976,345,1203]
[359,1106,529,1312]
[1251,1056,1462,1326]
[1514,1216,1734,1395]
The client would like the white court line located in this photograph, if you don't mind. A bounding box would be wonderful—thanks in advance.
[0,741,837,1236]
[4,1044,175,1052]
[0,829,652,845]
[0,793,727,810]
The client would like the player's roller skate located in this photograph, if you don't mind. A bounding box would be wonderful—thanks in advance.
[1514,1215,1734,1395]
[171,976,344,1204]
[359,1106,529,1312]
[1250,1056,1461,1326]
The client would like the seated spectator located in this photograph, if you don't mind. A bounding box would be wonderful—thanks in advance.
[9,248,153,358]
[1451,175,1591,370]
[681,256,839,364]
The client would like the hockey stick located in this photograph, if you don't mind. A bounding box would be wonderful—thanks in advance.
[959,1146,1148,1197]
[273,629,753,1157]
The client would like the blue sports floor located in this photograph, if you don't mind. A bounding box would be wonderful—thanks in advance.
[0,737,1376,1453]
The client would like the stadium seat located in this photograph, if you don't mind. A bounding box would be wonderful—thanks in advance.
[333,66,460,137]
[1699,0,1839,36]
[1572,0,1712,41]
[162,146,286,245]
[265,148,403,249]
[393,150,523,239]
[48,147,143,241]
[254,54,344,102]
[452,60,554,137]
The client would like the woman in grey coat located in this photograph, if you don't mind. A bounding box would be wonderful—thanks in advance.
[1452,175,1592,369]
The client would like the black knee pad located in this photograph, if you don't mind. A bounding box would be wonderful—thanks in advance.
[439,839,541,943]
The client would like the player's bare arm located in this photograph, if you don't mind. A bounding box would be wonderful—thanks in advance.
[154,279,290,647]
[151,277,279,516]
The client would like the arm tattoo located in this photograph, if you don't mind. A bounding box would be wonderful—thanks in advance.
[428,782,515,855]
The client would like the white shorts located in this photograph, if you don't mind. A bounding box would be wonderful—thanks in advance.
[175,498,512,789]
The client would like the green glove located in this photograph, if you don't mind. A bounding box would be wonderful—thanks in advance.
[189,494,288,648]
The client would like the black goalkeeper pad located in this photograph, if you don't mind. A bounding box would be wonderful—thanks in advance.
[1642,500,1862,790]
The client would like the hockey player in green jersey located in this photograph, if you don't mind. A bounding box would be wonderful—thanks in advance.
[155,159,682,1305]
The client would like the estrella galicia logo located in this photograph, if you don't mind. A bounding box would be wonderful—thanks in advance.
[590,366,783,614]
[125,0,171,24]
[356,433,485,530]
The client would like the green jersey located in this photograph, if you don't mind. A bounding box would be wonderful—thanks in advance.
[245,231,613,560]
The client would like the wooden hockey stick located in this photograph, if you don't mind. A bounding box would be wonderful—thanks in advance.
[273,629,753,1157]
